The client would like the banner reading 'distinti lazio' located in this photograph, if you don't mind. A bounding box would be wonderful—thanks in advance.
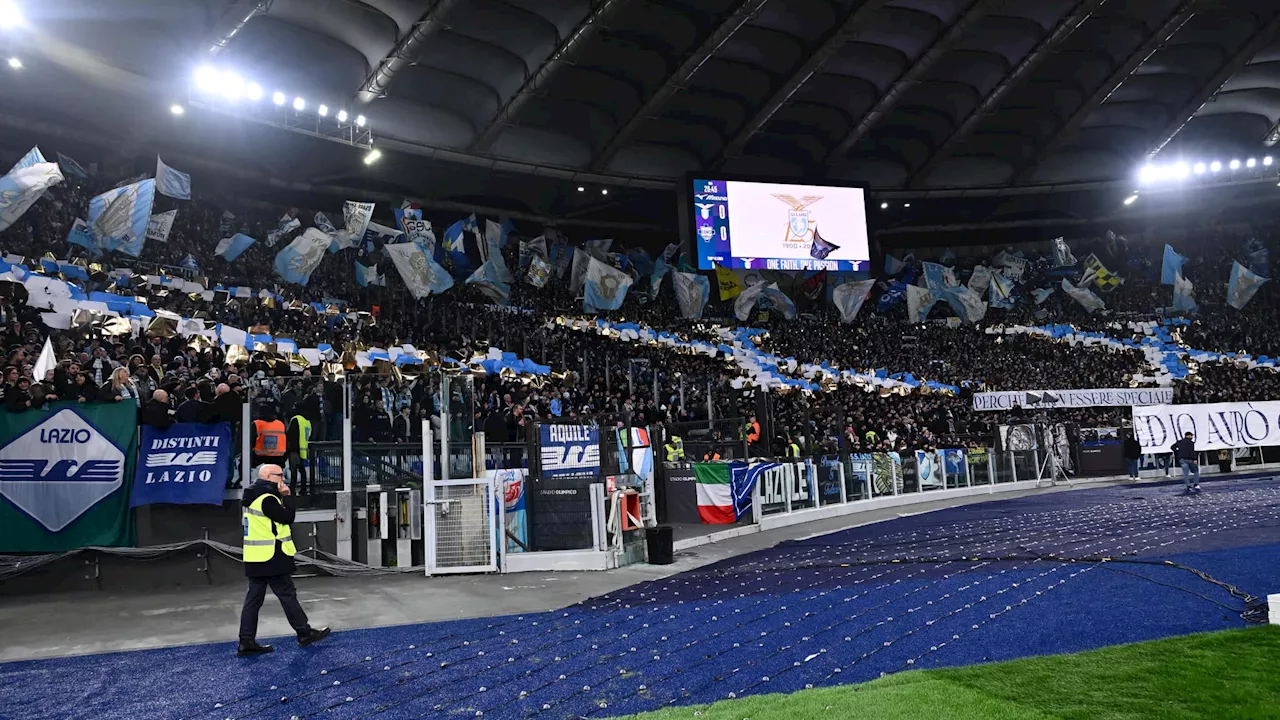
[973,387,1172,411]
[1132,401,1280,452]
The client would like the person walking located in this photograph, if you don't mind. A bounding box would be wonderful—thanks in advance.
[237,464,330,656]
[1171,431,1200,494]
[1122,430,1142,479]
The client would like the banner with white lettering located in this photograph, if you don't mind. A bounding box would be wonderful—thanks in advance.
[973,387,1173,411]
[538,424,600,478]
[1132,402,1280,453]
[129,422,231,507]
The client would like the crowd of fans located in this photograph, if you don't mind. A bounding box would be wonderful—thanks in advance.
[1,156,1279,468]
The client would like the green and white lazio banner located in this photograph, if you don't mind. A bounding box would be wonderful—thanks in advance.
[0,402,139,552]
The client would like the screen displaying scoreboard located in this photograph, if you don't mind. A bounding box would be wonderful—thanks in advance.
[691,176,871,272]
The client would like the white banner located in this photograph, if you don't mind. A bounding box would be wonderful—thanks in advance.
[1132,401,1280,452]
[974,387,1172,412]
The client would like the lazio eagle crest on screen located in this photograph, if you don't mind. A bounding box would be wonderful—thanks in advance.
[772,194,823,246]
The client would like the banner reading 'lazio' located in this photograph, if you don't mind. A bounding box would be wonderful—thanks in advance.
[130,422,232,507]
[0,403,138,552]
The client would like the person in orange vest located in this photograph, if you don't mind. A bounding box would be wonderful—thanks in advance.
[251,404,287,470]
[746,415,761,455]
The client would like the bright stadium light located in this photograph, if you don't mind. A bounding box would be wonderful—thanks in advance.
[880,202,888,209]
[292,96,305,111]
[1124,194,1138,206]
[1266,156,1274,166]
[577,186,585,192]
[355,114,366,128]
[1229,159,1241,170]
[245,82,263,101]
[1193,162,1206,175]
[903,202,911,208]
[0,0,24,30]
[317,104,329,117]
[363,148,381,165]
[336,109,348,122]
[1210,161,1222,173]
[169,103,184,116]
[1138,164,1158,184]
[1173,162,1190,179]
[1247,157,1257,168]
[194,64,219,93]
[219,72,244,100]
[601,188,609,195]
[272,91,286,106]
[6,56,19,69]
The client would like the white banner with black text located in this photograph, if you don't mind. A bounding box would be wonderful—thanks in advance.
[973,387,1173,412]
[1132,401,1280,452]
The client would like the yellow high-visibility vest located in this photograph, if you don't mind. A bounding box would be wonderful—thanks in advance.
[242,493,296,563]
[291,415,312,460]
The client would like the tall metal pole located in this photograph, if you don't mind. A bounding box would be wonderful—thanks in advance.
[342,378,352,493]
[679,375,685,414]
[605,354,611,394]
[440,375,451,482]
[706,380,713,423]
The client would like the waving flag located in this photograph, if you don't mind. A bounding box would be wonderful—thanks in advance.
[395,207,439,259]
[1172,271,1197,313]
[180,254,200,272]
[735,281,795,321]
[344,200,374,240]
[265,214,301,247]
[1227,260,1268,310]
[625,248,655,277]
[146,209,177,243]
[989,269,1014,309]
[1061,277,1105,313]
[445,215,486,276]
[386,242,452,298]
[694,462,755,524]
[314,212,337,234]
[832,279,875,324]
[941,285,987,323]
[650,255,672,296]
[8,146,46,172]
[921,262,957,291]
[0,160,64,232]
[1032,286,1055,305]
[526,254,552,288]
[484,219,513,284]
[354,259,385,288]
[466,258,511,305]
[155,157,192,200]
[485,218,513,250]
[57,152,90,179]
[968,265,992,293]
[1051,237,1077,267]
[809,227,840,260]
[274,227,330,285]
[215,233,256,262]
[884,253,909,276]
[583,256,633,312]
[66,219,98,255]
[520,235,548,271]
[570,248,592,295]
[672,270,710,319]
[89,179,155,256]
[906,284,937,322]
[1161,244,1187,285]
[1082,253,1121,291]
[585,238,613,255]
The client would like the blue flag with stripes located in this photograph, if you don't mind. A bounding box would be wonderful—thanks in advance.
[88,179,156,257]
[155,157,191,200]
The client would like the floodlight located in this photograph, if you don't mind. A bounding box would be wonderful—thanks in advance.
[1230,159,1241,170]
[1248,157,1257,168]
[0,0,24,30]
[318,104,329,117]
[245,82,263,101]
[577,186,585,192]
[272,91,286,106]
[1266,156,1274,166]
[355,114,366,127]
[880,202,888,209]
[1193,162,1206,174]
[903,202,911,208]
[601,188,609,195]
[169,103,184,116]
[1173,162,1189,179]
[364,148,382,165]
[219,72,244,100]
[194,65,219,93]
[336,109,348,122]
[1138,164,1158,184]
[1210,161,1222,173]
[1123,194,1138,206]
[292,96,304,111]
[6,56,19,69]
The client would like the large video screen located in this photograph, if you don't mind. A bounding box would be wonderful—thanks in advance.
[691,177,870,272]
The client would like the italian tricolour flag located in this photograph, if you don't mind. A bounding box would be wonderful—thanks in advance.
[694,463,737,524]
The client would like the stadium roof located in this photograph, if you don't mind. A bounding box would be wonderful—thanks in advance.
[5,0,1280,229]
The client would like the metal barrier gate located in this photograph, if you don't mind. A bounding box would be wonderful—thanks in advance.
[424,479,497,575]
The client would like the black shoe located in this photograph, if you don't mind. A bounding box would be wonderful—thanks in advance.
[298,627,331,647]
[237,640,274,656]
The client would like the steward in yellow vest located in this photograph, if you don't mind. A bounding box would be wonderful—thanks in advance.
[237,464,330,656]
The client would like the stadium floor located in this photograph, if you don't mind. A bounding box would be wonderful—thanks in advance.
[2,477,1278,720]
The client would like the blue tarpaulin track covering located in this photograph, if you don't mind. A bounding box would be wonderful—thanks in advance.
[2,477,1279,719]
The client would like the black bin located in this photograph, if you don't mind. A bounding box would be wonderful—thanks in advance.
[646,525,674,565]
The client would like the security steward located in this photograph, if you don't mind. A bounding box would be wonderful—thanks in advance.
[251,404,287,470]
[287,409,312,496]
[784,437,801,458]
[664,435,685,462]
[237,464,330,656]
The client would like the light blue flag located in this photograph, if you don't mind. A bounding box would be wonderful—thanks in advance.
[921,262,955,291]
[462,214,480,236]
[1172,272,1197,313]
[155,157,191,200]
[88,179,156,256]
[385,242,452,298]
[759,285,797,320]
[941,285,987,323]
[1227,260,1268,310]
[8,146,46,173]
[1032,287,1054,305]
[355,260,382,288]
[444,219,465,253]
[0,160,64,232]
[672,270,709,319]
[884,254,906,276]
[831,279,875,323]
[583,256,632,312]
[314,212,337,234]
[66,219,98,255]
[180,254,200,272]
[625,248,654,277]
[466,258,511,305]
[1161,244,1186,285]
[274,228,331,285]
[650,256,671,296]
[215,233,256,262]
[57,152,90,179]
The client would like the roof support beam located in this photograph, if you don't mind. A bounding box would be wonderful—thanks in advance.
[469,0,633,154]
[716,0,891,164]
[906,0,1105,187]
[824,0,1007,165]
[1013,0,1199,184]
[357,0,465,104]
[205,0,273,57]
[589,0,772,172]
[1145,9,1280,159]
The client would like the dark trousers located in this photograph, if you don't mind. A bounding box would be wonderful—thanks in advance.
[239,574,310,641]
[288,452,310,495]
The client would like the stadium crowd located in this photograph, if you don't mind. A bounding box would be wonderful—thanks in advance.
[1,158,1278,465]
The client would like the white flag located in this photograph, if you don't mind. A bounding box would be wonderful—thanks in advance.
[1060,277,1105,313]
[155,157,192,200]
[33,337,56,382]
[385,242,453,298]
[570,248,591,295]
[967,265,992,293]
[146,209,177,242]
[832,279,875,324]
[0,162,65,232]
[672,271,709,319]
[343,201,375,242]
[1227,260,1268,310]
[906,284,936,323]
